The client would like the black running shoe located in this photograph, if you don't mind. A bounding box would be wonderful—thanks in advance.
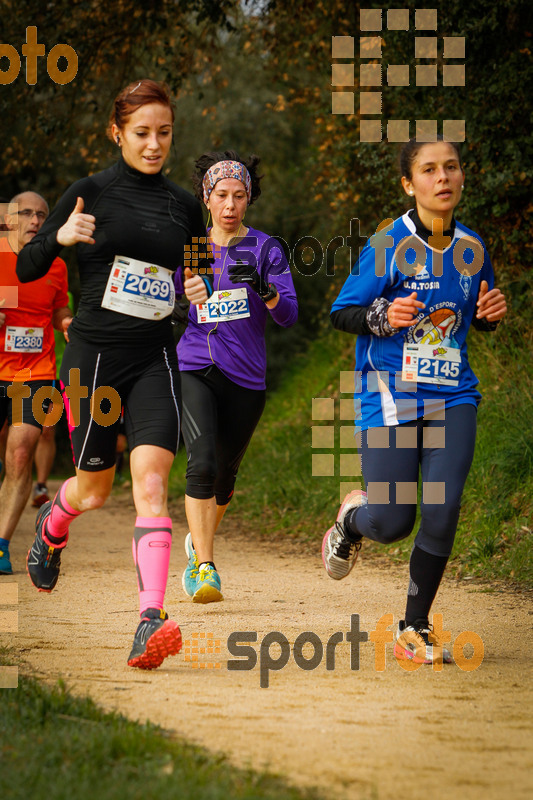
[27,501,66,593]
[127,608,182,670]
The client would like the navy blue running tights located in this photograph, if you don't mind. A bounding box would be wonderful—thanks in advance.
[347,404,477,558]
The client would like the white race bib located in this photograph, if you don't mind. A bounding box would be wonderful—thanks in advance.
[196,288,250,324]
[402,342,461,386]
[5,326,44,353]
[101,256,175,320]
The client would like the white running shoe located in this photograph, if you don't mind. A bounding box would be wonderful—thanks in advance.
[321,489,367,580]
[394,620,453,665]
[32,483,50,508]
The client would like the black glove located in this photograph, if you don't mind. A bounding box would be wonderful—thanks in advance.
[228,260,276,301]
[171,300,190,327]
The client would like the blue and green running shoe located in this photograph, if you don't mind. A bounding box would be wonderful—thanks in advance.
[182,532,199,597]
[193,562,223,604]
[0,542,12,575]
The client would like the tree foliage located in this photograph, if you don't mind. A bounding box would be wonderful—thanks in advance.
[257,0,532,324]
[0,0,233,196]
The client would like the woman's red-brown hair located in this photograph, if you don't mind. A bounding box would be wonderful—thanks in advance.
[107,79,175,141]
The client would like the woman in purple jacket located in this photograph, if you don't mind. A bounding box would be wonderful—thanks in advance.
[174,151,298,603]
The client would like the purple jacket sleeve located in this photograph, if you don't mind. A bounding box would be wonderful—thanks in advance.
[260,236,298,328]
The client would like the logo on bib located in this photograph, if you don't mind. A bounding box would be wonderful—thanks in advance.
[408,306,461,348]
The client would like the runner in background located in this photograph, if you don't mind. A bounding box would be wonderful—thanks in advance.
[32,427,56,507]
[0,421,6,482]
[0,192,71,575]
[17,79,205,669]
[31,291,74,508]
[323,137,507,665]
[0,208,8,480]
[175,151,298,603]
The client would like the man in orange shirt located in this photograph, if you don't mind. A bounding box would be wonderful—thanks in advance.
[0,192,71,575]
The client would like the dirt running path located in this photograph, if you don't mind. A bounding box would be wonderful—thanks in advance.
[3,481,533,800]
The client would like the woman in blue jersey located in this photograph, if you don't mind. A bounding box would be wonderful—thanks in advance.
[322,137,507,665]
[174,151,298,603]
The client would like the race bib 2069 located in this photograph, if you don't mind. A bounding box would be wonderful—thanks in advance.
[101,256,175,320]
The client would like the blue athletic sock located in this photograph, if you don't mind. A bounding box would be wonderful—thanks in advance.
[0,537,10,552]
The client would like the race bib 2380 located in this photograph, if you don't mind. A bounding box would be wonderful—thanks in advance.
[5,326,44,353]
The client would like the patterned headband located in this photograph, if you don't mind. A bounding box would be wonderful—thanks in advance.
[202,160,252,204]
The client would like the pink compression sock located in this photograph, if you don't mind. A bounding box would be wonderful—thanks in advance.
[45,478,81,544]
[132,517,172,616]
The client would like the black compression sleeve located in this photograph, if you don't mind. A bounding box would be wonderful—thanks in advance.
[17,178,98,283]
[471,316,500,332]
[330,306,371,335]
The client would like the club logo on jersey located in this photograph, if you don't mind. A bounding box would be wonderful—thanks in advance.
[402,263,440,291]
[414,263,431,280]
[459,273,472,300]
[407,305,462,348]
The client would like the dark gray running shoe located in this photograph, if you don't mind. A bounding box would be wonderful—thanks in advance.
[127,608,182,670]
[27,501,66,592]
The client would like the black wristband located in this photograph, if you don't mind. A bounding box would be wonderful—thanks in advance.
[259,283,277,302]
